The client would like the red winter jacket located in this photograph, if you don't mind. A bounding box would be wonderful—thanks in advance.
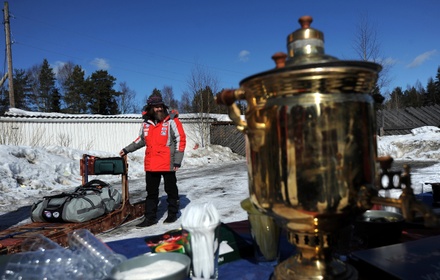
[123,112,186,171]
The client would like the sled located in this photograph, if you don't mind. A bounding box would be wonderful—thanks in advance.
[0,154,145,255]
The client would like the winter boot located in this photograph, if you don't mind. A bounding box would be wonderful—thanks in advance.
[137,199,158,227]
[136,217,157,227]
[163,214,177,223]
[164,198,179,223]
[147,197,159,216]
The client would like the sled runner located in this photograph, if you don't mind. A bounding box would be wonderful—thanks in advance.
[0,154,145,255]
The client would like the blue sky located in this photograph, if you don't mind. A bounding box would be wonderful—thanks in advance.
[2,0,439,106]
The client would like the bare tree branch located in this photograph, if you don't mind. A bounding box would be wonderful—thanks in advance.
[352,12,393,93]
[118,81,137,113]
[185,62,220,147]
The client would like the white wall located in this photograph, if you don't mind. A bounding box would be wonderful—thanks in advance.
[0,116,207,153]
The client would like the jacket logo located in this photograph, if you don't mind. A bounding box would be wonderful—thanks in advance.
[161,126,168,136]
[144,124,150,136]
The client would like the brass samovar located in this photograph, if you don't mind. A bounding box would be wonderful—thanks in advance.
[216,15,438,279]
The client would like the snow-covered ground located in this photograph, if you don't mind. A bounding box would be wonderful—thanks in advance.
[377,126,440,201]
[0,126,439,242]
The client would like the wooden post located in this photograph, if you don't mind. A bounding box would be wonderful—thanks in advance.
[3,1,15,108]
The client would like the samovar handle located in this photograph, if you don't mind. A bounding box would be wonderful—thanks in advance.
[216,52,288,133]
[215,89,247,132]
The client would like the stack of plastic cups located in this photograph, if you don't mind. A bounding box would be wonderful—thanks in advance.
[67,229,127,279]
[1,260,51,280]
[0,234,89,280]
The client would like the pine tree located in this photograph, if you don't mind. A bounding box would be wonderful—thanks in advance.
[38,59,59,112]
[0,81,7,109]
[12,69,31,110]
[385,87,404,109]
[425,78,437,106]
[191,86,218,113]
[403,86,422,108]
[63,65,87,113]
[85,70,120,115]
[434,66,440,105]
[49,87,61,112]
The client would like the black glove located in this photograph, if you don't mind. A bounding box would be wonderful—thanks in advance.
[120,148,128,157]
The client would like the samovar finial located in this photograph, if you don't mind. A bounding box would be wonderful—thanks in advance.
[298,15,313,28]
[286,15,337,65]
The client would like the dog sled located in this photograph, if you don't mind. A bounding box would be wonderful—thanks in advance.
[0,154,145,255]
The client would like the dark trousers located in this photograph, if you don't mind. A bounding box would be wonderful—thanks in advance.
[144,171,179,220]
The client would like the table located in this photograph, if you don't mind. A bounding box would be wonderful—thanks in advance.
[106,218,440,280]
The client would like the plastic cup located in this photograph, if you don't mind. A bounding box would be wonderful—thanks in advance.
[1,262,50,280]
[67,229,126,278]
[1,249,88,279]
[182,222,221,280]
[21,234,63,252]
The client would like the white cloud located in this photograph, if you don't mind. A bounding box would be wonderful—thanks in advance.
[406,50,437,68]
[238,50,250,62]
[90,58,110,70]
[52,61,67,76]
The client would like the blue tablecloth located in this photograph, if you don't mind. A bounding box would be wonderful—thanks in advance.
[107,236,150,259]
[416,192,433,207]
[106,226,295,280]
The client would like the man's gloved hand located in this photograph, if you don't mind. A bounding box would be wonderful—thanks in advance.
[173,163,181,171]
[119,149,128,157]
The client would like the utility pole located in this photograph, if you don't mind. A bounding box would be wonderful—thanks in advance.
[3,1,15,108]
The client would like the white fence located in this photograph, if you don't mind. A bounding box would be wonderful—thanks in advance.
[0,109,217,153]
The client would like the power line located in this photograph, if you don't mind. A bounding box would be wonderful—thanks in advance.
[13,31,186,78]
[15,41,187,83]
[12,13,246,78]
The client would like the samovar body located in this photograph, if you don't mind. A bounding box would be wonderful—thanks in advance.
[242,64,379,279]
[217,16,382,279]
[245,87,377,233]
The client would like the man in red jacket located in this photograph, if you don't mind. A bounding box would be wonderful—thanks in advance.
[120,96,186,227]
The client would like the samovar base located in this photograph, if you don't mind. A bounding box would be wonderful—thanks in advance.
[271,255,358,280]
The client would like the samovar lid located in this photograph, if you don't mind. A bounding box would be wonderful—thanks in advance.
[286,15,338,65]
[239,15,382,94]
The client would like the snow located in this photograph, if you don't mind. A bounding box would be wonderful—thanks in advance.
[377,126,440,160]
[0,126,439,243]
